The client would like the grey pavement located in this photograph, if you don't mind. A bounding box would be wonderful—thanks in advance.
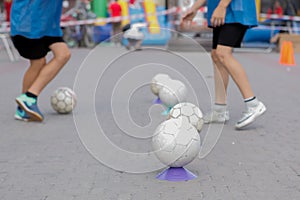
[0,43,300,200]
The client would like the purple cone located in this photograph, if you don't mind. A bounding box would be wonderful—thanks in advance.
[156,167,197,182]
[153,97,162,104]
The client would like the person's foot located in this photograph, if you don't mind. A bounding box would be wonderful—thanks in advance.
[14,106,30,122]
[125,45,130,50]
[235,101,266,129]
[15,94,44,122]
[203,110,230,124]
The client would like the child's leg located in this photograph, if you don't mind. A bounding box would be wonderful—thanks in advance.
[128,39,134,47]
[215,45,254,99]
[27,42,71,95]
[22,58,46,93]
[135,40,142,49]
[216,45,266,129]
[211,49,229,104]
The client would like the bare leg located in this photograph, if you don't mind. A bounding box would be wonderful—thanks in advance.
[211,50,229,104]
[203,51,229,123]
[135,40,142,49]
[112,23,117,44]
[28,42,71,95]
[22,58,46,93]
[112,22,121,45]
[216,45,254,99]
[128,39,134,49]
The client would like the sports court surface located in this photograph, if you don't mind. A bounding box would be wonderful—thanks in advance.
[0,45,300,200]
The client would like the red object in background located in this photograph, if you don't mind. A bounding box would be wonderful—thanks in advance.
[274,7,283,16]
[129,0,135,4]
[4,0,12,22]
[267,1,283,17]
[109,2,122,17]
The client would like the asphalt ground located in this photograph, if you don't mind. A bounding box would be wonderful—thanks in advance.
[0,41,300,200]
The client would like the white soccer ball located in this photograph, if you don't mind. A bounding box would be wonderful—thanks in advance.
[50,87,77,114]
[158,79,187,108]
[169,102,204,132]
[152,118,201,167]
[150,73,171,96]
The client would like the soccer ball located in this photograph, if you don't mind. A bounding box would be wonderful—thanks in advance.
[152,118,201,167]
[158,79,187,108]
[169,102,204,132]
[150,73,171,96]
[50,87,77,114]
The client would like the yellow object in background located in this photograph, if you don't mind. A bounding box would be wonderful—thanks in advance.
[256,0,261,21]
[94,18,107,26]
[119,0,130,27]
[143,0,160,34]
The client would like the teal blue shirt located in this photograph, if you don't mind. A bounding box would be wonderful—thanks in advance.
[11,0,63,38]
[207,0,258,27]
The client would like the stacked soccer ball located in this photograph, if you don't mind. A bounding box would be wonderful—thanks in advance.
[150,73,204,169]
[151,74,187,108]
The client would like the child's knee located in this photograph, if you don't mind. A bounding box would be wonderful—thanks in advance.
[64,49,71,62]
[55,49,71,64]
[216,48,232,64]
[211,50,219,63]
[216,49,225,60]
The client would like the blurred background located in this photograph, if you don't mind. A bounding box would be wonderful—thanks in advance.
[0,0,300,53]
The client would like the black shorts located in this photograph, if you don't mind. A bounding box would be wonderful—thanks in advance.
[212,23,248,49]
[11,35,64,59]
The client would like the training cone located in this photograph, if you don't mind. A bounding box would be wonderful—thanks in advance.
[279,41,296,66]
[156,167,197,182]
[153,97,162,104]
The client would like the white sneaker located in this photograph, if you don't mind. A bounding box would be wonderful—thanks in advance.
[203,110,230,124]
[235,101,266,129]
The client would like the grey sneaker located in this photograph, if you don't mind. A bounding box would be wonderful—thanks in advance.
[235,101,266,129]
[203,110,230,124]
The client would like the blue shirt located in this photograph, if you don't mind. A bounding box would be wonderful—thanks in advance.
[11,0,63,38]
[207,0,258,27]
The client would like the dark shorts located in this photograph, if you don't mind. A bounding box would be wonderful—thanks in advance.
[212,23,248,49]
[11,35,64,59]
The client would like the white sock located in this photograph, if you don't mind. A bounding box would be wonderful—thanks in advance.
[245,96,259,107]
[214,103,227,113]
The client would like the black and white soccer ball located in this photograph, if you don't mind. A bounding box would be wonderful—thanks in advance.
[150,73,171,96]
[50,87,77,114]
[158,79,187,108]
[169,102,204,132]
[152,118,201,167]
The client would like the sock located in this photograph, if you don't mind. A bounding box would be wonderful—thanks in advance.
[25,91,38,99]
[214,103,227,113]
[245,96,259,107]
